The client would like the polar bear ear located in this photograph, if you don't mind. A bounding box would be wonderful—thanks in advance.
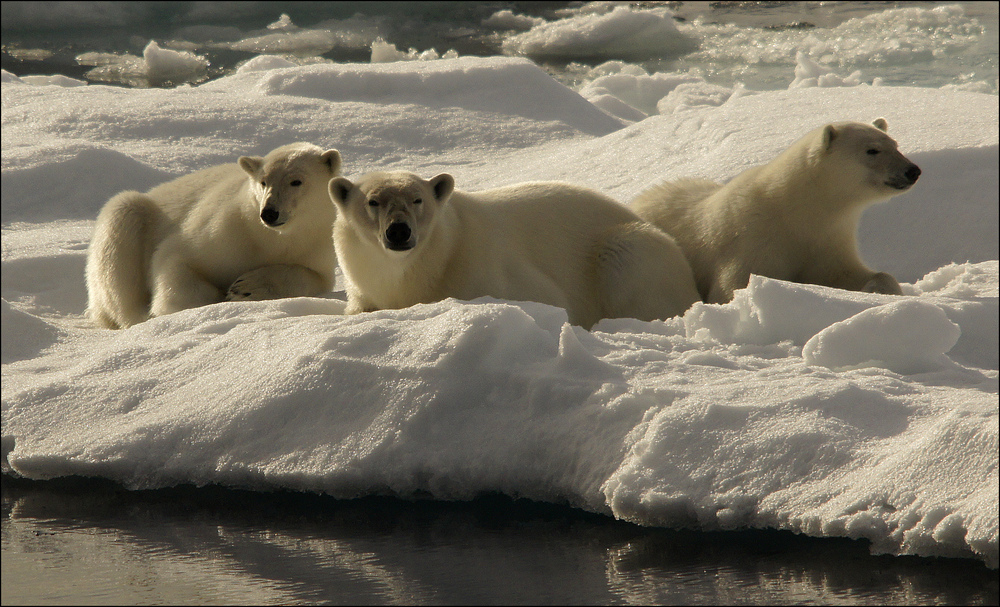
[872,118,888,132]
[238,156,264,176]
[429,173,455,204]
[328,176,354,207]
[820,124,838,151]
[321,149,342,175]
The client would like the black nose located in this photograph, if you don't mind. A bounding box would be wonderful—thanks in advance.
[261,206,281,226]
[905,165,921,183]
[385,222,412,248]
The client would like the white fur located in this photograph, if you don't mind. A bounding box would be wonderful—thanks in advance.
[329,171,700,329]
[86,142,341,328]
[631,119,921,303]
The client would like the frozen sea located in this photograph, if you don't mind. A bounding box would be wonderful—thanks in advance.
[2,1,999,605]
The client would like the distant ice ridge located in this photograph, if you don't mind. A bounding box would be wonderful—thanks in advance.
[76,40,209,87]
[16,2,990,95]
[789,51,864,88]
[2,53,998,569]
[680,4,985,66]
[499,4,697,61]
[62,13,380,87]
[14,73,87,87]
[573,46,982,124]
[214,13,377,56]
[574,62,753,123]
[489,1,995,95]
[370,39,459,63]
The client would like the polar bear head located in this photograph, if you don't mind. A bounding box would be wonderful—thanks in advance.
[238,143,341,230]
[809,119,921,203]
[328,171,455,253]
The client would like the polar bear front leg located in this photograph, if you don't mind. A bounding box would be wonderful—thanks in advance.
[342,287,380,315]
[226,264,330,301]
[708,261,753,304]
[149,258,224,318]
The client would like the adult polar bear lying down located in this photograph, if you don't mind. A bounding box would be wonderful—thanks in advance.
[329,171,701,329]
[86,142,341,329]
[631,119,921,304]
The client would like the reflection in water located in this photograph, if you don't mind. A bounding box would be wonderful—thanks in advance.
[605,530,998,605]
[2,476,997,606]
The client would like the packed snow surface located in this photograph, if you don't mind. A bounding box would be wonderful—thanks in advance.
[1,54,997,570]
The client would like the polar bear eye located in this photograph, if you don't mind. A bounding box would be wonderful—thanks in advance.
[368,199,379,207]
[290,180,302,187]
[413,198,422,204]
[866,149,880,155]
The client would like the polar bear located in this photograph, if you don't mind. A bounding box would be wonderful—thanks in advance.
[328,172,700,329]
[630,119,921,303]
[86,142,341,329]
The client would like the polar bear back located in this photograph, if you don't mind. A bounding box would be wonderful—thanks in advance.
[145,164,261,250]
[435,183,640,316]
[451,182,641,260]
[147,164,247,216]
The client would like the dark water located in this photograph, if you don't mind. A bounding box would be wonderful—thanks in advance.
[2,1,997,91]
[3,475,997,606]
[0,2,568,86]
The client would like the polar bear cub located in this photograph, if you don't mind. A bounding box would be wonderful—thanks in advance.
[328,171,700,329]
[631,119,921,303]
[86,142,341,328]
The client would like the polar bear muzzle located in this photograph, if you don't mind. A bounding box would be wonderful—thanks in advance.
[384,221,414,251]
[260,205,284,227]
[886,163,921,190]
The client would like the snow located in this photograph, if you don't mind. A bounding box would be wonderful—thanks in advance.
[2,53,997,570]
[802,299,962,374]
[15,74,87,88]
[482,9,544,32]
[370,39,460,64]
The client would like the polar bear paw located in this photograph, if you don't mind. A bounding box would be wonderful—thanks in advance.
[862,271,902,295]
[225,269,278,301]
